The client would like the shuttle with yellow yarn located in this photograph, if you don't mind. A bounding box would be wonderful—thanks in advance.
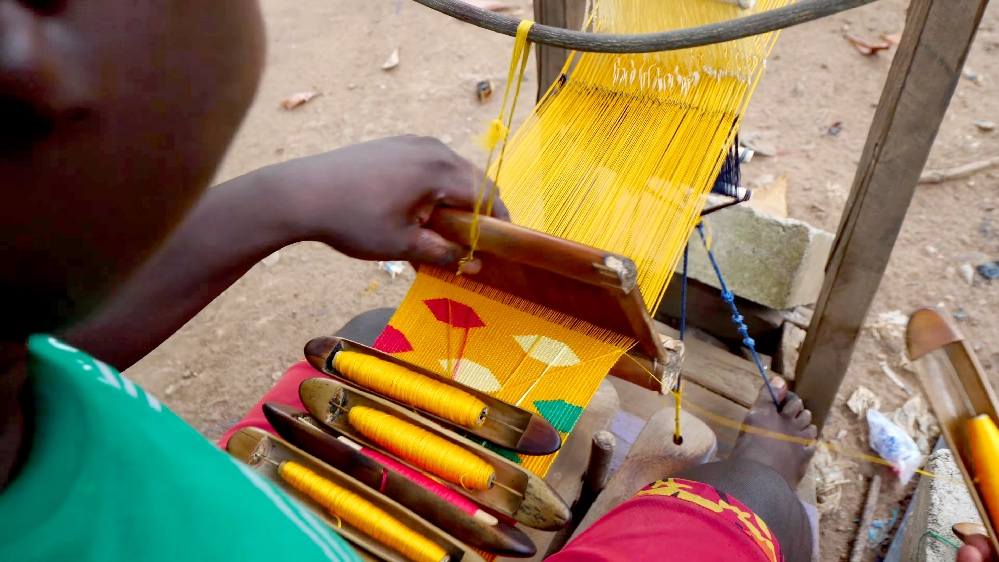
[908,307,999,553]
[262,402,538,557]
[305,336,563,455]
[300,376,571,531]
[226,427,484,562]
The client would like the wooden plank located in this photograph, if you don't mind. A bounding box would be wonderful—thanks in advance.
[679,380,747,459]
[500,379,620,562]
[534,0,588,100]
[569,408,717,540]
[795,0,990,429]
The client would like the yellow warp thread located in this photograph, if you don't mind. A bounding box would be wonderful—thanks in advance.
[386,0,791,481]
[493,0,787,310]
[347,406,496,490]
[334,351,488,428]
[278,461,449,562]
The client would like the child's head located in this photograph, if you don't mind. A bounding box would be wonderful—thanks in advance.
[0,2,266,340]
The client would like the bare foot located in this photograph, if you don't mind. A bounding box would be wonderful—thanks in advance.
[729,376,818,489]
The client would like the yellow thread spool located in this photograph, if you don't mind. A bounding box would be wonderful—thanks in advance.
[968,414,999,524]
[348,406,496,490]
[334,351,488,428]
[278,461,449,562]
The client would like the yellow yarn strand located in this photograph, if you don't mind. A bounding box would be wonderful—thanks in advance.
[493,0,786,310]
[278,461,449,562]
[335,351,488,428]
[347,406,496,490]
[466,19,535,265]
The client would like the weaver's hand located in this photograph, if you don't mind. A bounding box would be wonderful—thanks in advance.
[955,524,996,562]
[957,538,995,562]
[262,135,509,268]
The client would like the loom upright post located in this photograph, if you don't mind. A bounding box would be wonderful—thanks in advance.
[795,0,990,430]
[534,0,588,100]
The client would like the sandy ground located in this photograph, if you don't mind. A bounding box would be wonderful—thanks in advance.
[125,0,999,559]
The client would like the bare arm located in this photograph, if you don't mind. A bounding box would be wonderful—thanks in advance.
[61,136,505,369]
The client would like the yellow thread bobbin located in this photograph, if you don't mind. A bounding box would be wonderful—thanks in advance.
[334,351,488,428]
[278,461,450,562]
[347,406,497,490]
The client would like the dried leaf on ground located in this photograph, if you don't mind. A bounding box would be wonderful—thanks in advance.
[381,48,400,70]
[815,447,856,515]
[281,92,320,110]
[847,386,881,417]
[881,33,902,46]
[866,310,908,342]
[845,34,893,56]
[890,396,939,455]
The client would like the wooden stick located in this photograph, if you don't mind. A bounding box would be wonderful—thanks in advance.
[411,0,879,54]
[795,0,991,429]
[542,431,617,557]
[534,0,588,100]
[919,156,999,184]
[848,474,882,562]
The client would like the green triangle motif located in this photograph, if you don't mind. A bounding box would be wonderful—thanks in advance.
[477,440,522,464]
[533,400,584,433]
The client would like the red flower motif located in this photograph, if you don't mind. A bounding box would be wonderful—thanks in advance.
[373,325,414,354]
[423,299,485,329]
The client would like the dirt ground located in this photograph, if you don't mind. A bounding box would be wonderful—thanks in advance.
[125,0,999,559]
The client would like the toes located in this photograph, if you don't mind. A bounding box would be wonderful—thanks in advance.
[758,376,788,405]
[780,392,805,418]
[802,424,818,441]
[795,409,813,429]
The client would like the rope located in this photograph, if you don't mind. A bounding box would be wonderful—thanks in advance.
[347,406,497,490]
[334,351,488,428]
[278,461,450,562]
[410,0,880,54]
[696,222,780,408]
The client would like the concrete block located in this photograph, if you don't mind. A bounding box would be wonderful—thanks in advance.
[901,449,982,562]
[686,195,834,310]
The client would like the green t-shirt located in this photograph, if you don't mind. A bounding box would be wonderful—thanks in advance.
[0,335,361,561]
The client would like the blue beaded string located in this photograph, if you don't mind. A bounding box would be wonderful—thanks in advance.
[695,222,780,408]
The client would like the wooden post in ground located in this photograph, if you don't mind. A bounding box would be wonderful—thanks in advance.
[794,0,990,429]
[534,0,588,100]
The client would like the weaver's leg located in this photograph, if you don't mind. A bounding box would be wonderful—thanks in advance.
[673,378,817,562]
[549,377,816,562]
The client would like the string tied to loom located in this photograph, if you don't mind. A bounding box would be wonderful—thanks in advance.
[477,119,509,152]
[462,19,534,271]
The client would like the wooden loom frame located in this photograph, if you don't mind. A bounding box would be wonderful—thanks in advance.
[503,2,992,555]
[529,0,992,431]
